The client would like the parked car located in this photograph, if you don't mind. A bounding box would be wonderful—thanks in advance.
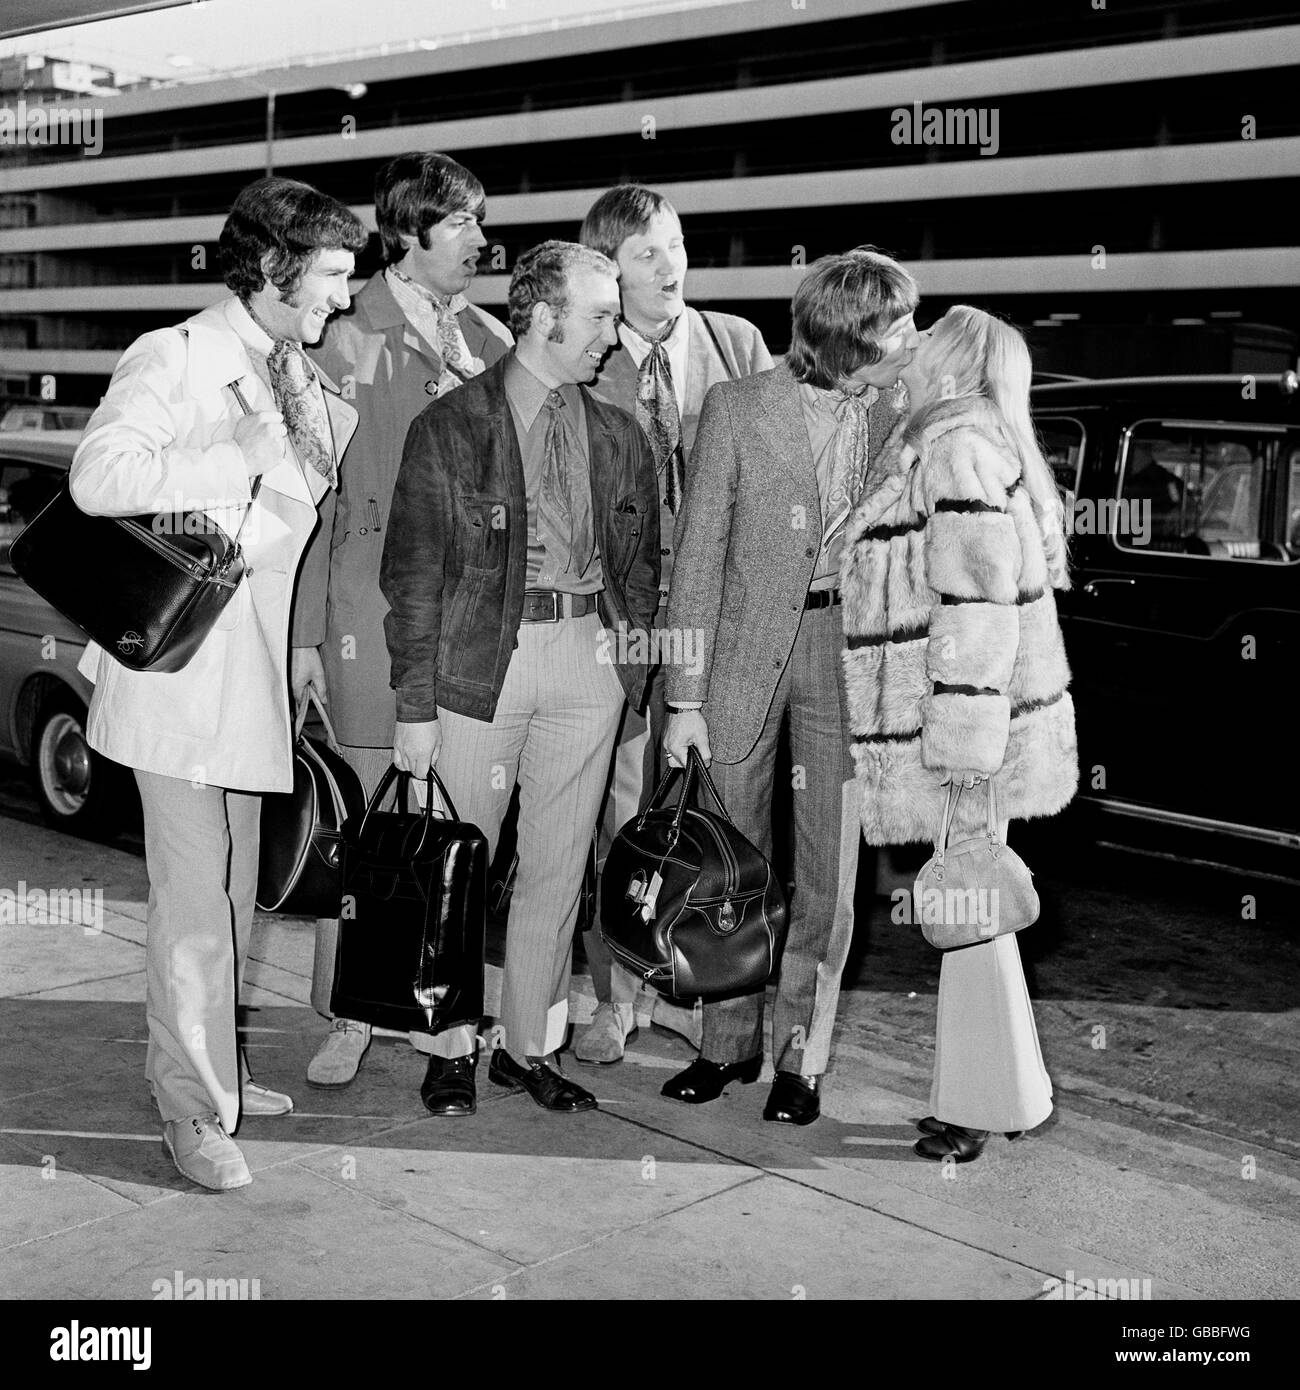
[0,402,94,433]
[0,430,135,838]
[1030,372,1299,879]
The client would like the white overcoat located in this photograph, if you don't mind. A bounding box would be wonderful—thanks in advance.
[71,296,357,792]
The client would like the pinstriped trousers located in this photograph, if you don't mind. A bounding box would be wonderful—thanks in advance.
[428,611,626,1060]
[701,602,861,1075]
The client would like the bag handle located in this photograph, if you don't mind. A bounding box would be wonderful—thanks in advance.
[637,745,734,840]
[354,763,462,845]
[293,688,342,752]
[932,777,1003,860]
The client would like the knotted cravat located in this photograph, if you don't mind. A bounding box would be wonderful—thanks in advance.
[628,321,683,513]
[387,268,482,397]
[823,385,874,545]
[539,390,595,578]
[267,340,336,485]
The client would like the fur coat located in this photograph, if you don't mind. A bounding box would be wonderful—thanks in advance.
[840,395,1078,845]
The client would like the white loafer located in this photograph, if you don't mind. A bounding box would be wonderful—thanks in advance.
[162,1114,251,1191]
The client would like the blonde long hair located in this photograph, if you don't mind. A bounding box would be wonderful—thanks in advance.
[906,305,1069,590]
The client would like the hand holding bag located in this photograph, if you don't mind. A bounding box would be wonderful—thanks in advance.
[331,764,487,1035]
[600,747,788,997]
[914,779,1039,950]
[256,691,365,916]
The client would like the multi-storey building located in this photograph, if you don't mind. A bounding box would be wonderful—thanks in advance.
[2,0,1298,402]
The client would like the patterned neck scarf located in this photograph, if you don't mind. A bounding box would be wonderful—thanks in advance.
[266,340,335,486]
[823,383,876,542]
[386,267,483,398]
[625,318,683,513]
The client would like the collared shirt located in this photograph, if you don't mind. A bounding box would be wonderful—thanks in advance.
[799,379,878,589]
[618,312,690,417]
[504,353,602,594]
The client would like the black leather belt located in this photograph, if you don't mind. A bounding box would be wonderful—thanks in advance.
[521,589,599,622]
[804,587,842,610]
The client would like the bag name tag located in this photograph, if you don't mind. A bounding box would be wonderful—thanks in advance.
[626,869,663,921]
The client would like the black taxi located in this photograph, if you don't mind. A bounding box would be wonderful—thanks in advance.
[1030,373,1299,879]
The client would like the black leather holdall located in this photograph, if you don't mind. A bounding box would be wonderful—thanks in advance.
[331,765,487,1036]
[600,748,788,998]
[256,693,365,916]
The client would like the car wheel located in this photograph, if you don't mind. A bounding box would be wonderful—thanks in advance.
[29,690,122,838]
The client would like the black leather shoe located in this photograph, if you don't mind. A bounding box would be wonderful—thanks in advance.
[661,1054,762,1104]
[913,1122,989,1163]
[420,1052,477,1117]
[487,1049,597,1113]
[919,1115,1023,1141]
[763,1070,821,1125]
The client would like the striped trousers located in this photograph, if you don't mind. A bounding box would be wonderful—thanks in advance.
[429,611,626,1059]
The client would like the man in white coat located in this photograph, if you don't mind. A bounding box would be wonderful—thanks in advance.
[70,176,363,1190]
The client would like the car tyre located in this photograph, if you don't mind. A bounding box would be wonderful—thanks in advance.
[29,689,124,839]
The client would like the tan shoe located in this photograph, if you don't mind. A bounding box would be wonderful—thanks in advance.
[241,1080,294,1117]
[306,1017,371,1087]
[651,994,703,1050]
[162,1114,251,1191]
[574,1002,637,1064]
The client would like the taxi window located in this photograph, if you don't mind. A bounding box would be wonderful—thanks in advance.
[1037,417,1085,509]
[1117,421,1294,563]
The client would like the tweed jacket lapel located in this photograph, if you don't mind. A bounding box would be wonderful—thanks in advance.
[755,362,817,494]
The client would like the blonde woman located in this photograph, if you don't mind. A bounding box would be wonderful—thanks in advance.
[840,305,1078,1163]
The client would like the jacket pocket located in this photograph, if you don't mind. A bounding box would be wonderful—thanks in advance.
[452,491,508,572]
[605,495,644,572]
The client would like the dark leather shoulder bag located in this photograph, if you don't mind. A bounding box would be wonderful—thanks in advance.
[10,367,260,674]
[600,747,788,998]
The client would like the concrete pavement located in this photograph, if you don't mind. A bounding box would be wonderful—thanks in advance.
[1,814,1297,1302]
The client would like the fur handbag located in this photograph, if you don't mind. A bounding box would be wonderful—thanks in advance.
[914,779,1039,950]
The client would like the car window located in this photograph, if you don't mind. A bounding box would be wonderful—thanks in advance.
[1117,421,1294,562]
[0,460,62,568]
[1037,416,1085,509]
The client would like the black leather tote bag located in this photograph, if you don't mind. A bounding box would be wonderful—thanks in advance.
[331,765,487,1035]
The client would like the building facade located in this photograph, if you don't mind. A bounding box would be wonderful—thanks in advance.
[1,0,1298,402]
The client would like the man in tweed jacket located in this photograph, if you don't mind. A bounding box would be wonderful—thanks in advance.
[662,248,920,1125]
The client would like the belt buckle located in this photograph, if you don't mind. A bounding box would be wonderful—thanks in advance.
[528,590,559,622]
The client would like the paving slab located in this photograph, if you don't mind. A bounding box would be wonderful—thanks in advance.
[2,1161,518,1300]
[470,1173,1045,1301]
[295,1102,758,1267]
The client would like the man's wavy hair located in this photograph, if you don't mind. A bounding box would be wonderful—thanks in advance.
[508,240,618,340]
[786,246,919,389]
[219,176,368,301]
[375,152,487,265]
[579,184,676,260]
